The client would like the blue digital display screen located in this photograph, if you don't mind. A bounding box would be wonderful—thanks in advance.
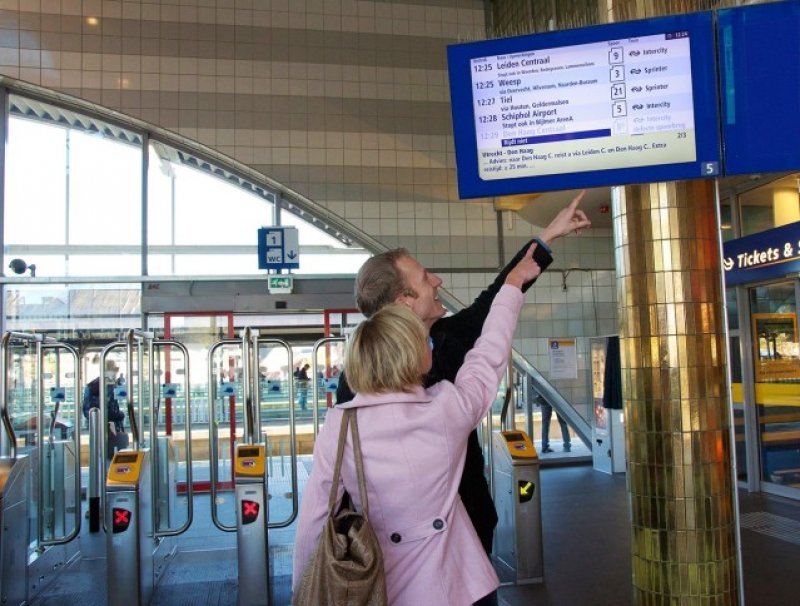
[719,1,800,176]
[447,12,721,199]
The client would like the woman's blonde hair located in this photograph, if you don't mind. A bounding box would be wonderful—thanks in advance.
[345,304,427,394]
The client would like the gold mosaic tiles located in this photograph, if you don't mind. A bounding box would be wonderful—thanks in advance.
[614,181,739,604]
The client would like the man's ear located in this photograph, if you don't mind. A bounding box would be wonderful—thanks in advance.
[394,293,413,308]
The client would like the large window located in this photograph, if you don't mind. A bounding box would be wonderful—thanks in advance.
[738,175,800,238]
[2,91,370,431]
[5,115,142,277]
[3,93,368,281]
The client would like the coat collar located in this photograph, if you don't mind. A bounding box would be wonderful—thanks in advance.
[338,384,431,409]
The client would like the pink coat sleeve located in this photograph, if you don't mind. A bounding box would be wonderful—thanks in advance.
[291,408,346,587]
[450,284,524,427]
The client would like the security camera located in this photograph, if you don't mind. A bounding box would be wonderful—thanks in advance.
[7,259,36,277]
[8,258,27,274]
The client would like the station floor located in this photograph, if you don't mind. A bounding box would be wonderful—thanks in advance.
[29,459,800,606]
[500,464,800,606]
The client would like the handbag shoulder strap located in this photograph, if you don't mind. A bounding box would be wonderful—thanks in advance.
[327,408,370,517]
[349,408,370,516]
[327,408,351,514]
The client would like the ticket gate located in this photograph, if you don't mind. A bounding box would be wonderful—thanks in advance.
[492,430,544,585]
[106,449,154,606]
[0,331,83,605]
[101,332,195,604]
[42,434,78,539]
[209,329,303,605]
[235,444,270,606]
[0,457,30,606]
[155,435,178,529]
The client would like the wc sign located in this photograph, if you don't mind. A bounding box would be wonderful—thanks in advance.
[258,226,300,270]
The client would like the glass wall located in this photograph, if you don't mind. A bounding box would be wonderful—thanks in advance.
[147,141,276,276]
[748,282,800,489]
[1,90,371,481]
[5,114,143,277]
[2,90,370,391]
[3,92,369,284]
[738,175,800,237]
[722,173,800,498]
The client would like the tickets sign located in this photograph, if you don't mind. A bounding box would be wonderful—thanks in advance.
[722,221,800,286]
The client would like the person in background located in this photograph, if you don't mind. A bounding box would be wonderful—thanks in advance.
[334,191,590,605]
[293,363,311,411]
[538,393,571,453]
[82,358,127,459]
[294,242,542,605]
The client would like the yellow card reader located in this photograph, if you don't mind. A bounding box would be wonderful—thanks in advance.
[107,451,146,484]
[235,444,266,478]
[500,430,538,459]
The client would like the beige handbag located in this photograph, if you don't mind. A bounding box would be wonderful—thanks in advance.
[293,408,388,606]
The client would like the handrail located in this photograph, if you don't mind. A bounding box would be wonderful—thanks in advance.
[258,337,297,529]
[98,341,120,466]
[242,327,257,445]
[438,286,592,447]
[208,338,240,532]
[99,332,152,534]
[37,341,82,548]
[125,329,155,449]
[1,331,47,458]
[153,339,193,538]
[512,351,591,448]
[311,337,346,437]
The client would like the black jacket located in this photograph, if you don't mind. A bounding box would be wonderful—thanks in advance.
[82,377,125,432]
[336,239,553,552]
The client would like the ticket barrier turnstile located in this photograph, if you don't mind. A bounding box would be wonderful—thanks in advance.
[0,457,29,606]
[234,443,270,606]
[106,450,154,606]
[492,430,544,584]
[42,439,78,539]
[155,436,178,529]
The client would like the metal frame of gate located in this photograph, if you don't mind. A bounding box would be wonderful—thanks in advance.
[101,329,195,605]
[0,331,83,604]
[99,329,195,537]
[208,328,299,531]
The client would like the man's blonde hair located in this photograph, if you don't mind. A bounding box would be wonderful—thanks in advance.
[345,304,427,394]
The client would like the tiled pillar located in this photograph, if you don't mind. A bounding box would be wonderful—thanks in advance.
[614,180,740,604]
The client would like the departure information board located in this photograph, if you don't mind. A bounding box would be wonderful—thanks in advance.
[448,12,721,198]
[472,32,696,180]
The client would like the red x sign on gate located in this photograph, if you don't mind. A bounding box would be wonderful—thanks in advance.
[112,508,132,533]
[241,500,260,524]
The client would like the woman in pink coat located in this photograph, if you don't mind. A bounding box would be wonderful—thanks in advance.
[292,244,541,605]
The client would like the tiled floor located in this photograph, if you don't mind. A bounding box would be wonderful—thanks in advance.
[499,463,800,606]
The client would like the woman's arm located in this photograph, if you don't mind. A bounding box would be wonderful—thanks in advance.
[435,239,551,351]
[447,242,542,426]
[436,190,588,351]
[448,285,525,428]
